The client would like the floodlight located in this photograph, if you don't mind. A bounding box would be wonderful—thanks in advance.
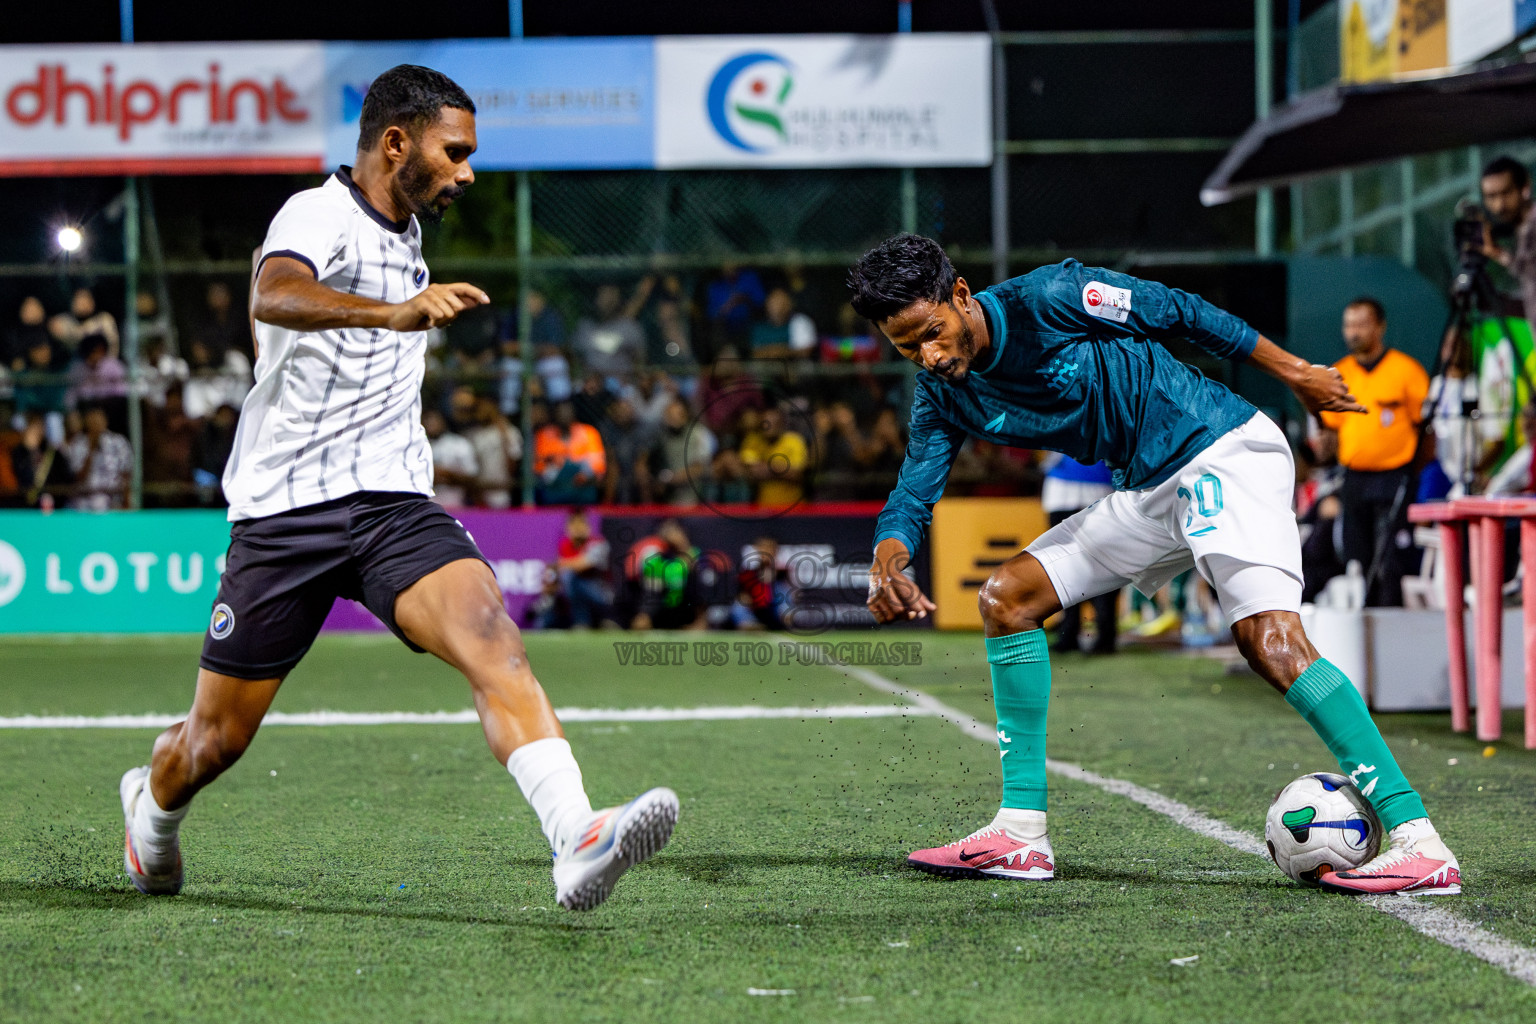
[56,226,84,253]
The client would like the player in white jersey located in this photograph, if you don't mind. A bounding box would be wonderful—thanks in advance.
[117,65,677,912]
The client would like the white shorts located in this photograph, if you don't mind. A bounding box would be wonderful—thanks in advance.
[1027,413,1303,623]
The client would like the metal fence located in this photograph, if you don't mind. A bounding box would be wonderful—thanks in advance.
[1,26,1278,510]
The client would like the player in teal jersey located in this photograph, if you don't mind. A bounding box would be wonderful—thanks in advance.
[851,234,1461,896]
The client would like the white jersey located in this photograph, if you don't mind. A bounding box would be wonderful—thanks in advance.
[224,168,435,521]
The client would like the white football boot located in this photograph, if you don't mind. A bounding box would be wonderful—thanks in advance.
[553,787,678,911]
[120,766,184,895]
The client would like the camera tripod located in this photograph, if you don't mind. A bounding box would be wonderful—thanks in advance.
[1360,246,1533,602]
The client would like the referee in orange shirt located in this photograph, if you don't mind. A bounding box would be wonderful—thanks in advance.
[1317,297,1429,606]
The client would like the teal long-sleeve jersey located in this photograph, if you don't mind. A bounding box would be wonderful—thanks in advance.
[874,259,1261,557]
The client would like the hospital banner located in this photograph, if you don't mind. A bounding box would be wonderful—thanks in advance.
[0,43,326,177]
[654,34,990,168]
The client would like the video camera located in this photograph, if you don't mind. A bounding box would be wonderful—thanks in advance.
[1451,198,1490,300]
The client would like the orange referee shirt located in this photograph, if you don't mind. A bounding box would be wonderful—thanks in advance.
[1318,349,1429,472]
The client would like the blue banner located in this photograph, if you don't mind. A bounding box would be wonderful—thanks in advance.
[324,39,655,171]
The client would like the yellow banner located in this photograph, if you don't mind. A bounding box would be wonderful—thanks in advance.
[1342,0,1399,81]
[1398,0,1448,73]
[1341,0,1450,81]
[928,497,1048,631]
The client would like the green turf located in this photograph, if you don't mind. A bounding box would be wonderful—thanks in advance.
[882,633,1536,953]
[2,632,1535,1023]
[0,633,895,716]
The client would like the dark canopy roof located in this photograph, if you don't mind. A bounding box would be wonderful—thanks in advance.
[1202,55,1536,206]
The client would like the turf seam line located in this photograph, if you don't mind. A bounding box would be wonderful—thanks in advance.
[834,664,1536,989]
[0,705,934,729]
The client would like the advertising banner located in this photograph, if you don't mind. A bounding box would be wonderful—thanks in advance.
[0,508,574,636]
[321,507,576,634]
[653,34,990,168]
[1340,0,1397,83]
[597,506,931,632]
[0,511,230,633]
[0,35,991,175]
[929,497,1047,631]
[1448,0,1517,65]
[0,506,936,635]
[1340,0,1516,81]
[0,43,326,177]
[323,39,654,171]
[1398,0,1449,74]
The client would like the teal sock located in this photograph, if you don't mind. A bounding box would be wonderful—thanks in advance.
[1285,659,1428,831]
[986,630,1051,811]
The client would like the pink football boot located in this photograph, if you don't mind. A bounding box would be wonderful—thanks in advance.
[908,823,1056,880]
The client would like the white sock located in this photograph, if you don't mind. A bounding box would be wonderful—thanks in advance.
[994,807,1047,842]
[1390,817,1435,840]
[506,737,593,854]
[132,779,188,859]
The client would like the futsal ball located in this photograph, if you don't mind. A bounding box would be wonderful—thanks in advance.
[1264,772,1381,885]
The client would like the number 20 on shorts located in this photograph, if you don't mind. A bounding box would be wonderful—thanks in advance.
[1177,473,1223,535]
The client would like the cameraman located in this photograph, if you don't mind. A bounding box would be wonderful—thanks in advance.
[1477,156,1534,313]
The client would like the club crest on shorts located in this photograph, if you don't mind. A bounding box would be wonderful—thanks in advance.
[210,603,236,640]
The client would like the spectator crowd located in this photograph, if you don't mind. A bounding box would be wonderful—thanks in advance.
[417,263,941,510]
[1,283,252,509]
[0,259,1088,514]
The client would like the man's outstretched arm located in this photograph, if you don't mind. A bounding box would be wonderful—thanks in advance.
[869,381,964,623]
[1059,268,1367,418]
[1246,334,1367,416]
[252,256,489,334]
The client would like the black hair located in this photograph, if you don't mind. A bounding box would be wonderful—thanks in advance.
[846,233,958,323]
[1482,155,1530,191]
[357,65,475,152]
[78,333,110,358]
[1346,296,1386,324]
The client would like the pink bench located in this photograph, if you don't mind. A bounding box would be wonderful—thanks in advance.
[1407,497,1536,748]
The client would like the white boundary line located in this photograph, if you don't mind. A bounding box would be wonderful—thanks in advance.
[0,704,931,730]
[835,664,1536,989]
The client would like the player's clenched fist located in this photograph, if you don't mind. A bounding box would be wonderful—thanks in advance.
[385,282,490,331]
[868,537,937,623]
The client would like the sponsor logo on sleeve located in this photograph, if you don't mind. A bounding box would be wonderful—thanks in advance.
[1082,281,1132,324]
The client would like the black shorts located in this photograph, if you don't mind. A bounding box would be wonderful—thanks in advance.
[200,491,488,680]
